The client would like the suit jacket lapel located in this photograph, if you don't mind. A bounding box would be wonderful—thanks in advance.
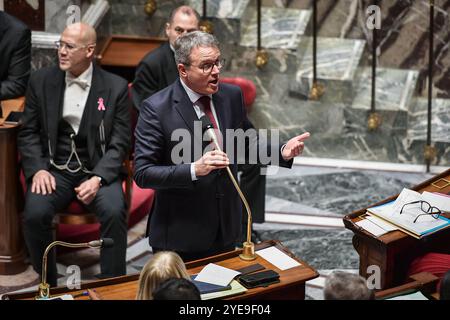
[173,79,198,135]
[84,65,109,159]
[45,67,65,155]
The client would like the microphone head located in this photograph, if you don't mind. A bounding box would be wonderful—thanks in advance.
[101,238,114,248]
[200,115,214,133]
[88,238,114,248]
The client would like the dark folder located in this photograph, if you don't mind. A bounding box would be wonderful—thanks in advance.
[190,275,231,294]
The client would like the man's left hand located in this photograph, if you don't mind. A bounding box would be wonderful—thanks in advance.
[282,132,310,161]
[74,177,101,205]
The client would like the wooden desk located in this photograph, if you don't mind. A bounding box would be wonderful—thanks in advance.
[2,240,319,300]
[343,168,450,290]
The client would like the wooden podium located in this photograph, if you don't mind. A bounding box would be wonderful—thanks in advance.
[2,240,319,300]
[0,97,27,275]
[343,168,450,290]
[96,35,166,82]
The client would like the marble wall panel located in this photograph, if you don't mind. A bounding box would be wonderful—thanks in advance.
[407,98,450,144]
[240,7,311,49]
[45,0,81,33]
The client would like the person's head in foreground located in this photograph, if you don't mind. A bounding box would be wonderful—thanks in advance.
[324,271,375,300]
[136,251,190,300]
[153,277,201,300]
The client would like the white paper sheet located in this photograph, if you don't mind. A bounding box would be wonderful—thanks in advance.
[356,219,388,237]
[422,192,450,212]
[256,246,301,271]
[194,263,241,286]
[365,215,398,232]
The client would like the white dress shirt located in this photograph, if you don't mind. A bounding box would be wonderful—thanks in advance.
[62,63,93,134]
[180,79,220,181]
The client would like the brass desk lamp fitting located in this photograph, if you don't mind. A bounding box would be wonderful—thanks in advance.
[144,0,157,16]
[367,112,382,131]
[199,20,214,34]
[309,81,325,100]
[255,50,268,69]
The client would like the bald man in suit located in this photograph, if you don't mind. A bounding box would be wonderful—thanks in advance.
[18,23,130,286]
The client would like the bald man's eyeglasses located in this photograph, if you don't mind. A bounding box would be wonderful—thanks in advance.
[55,40,95,52]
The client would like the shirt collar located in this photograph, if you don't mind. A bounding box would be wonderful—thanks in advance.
[180,78,212,104]
[65,63,93,89]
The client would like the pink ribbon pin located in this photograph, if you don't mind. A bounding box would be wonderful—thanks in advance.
[97,97,106,111]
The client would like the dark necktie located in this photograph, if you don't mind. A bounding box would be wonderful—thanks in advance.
[197,96,219,130]
[197,96,223,148]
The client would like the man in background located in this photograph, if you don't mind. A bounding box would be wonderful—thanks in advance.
[131,5,200,111]
[0,10,31,116]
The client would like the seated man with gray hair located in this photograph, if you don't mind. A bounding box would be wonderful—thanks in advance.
[324,271,375,300]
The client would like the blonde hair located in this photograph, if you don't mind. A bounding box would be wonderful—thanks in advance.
[136,251,190,300]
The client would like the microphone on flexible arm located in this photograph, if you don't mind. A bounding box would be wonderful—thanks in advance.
[36,238,114,300]
[200,116,256,261]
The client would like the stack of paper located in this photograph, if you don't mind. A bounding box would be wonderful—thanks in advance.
[193,263,247,299]
[356,215,398,237]
[367,188,450,239]
[256,246,301,270]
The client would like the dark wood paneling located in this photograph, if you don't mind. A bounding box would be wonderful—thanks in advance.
[5,0,45,31]
[0,123,27,275]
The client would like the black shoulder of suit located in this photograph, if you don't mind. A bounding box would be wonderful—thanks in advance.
[0,11,30,34]
[139,42,173,66]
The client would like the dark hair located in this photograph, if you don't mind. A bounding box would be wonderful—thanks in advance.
[440,270,450,300]
[174,31,219,66]
[153,278,201,300]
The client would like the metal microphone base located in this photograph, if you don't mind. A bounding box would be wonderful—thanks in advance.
[239,241,256,261]
[36,282,50,300]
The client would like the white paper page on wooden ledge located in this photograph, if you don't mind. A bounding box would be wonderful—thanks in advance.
[356,219,388,237]
[256,246,301,271]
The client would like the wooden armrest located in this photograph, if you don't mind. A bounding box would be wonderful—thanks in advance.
[375,272,439,300]
[1,96,25,114]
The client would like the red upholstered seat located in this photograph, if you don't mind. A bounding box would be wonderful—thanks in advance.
[408,252,450,292]
[220,77,257,113]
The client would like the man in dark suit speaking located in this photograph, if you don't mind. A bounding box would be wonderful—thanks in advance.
[18,23,130,286]
[0,11,31,100]
[134,31,310,261]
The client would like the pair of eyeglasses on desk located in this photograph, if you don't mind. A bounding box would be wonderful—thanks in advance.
[400,200,443,223]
